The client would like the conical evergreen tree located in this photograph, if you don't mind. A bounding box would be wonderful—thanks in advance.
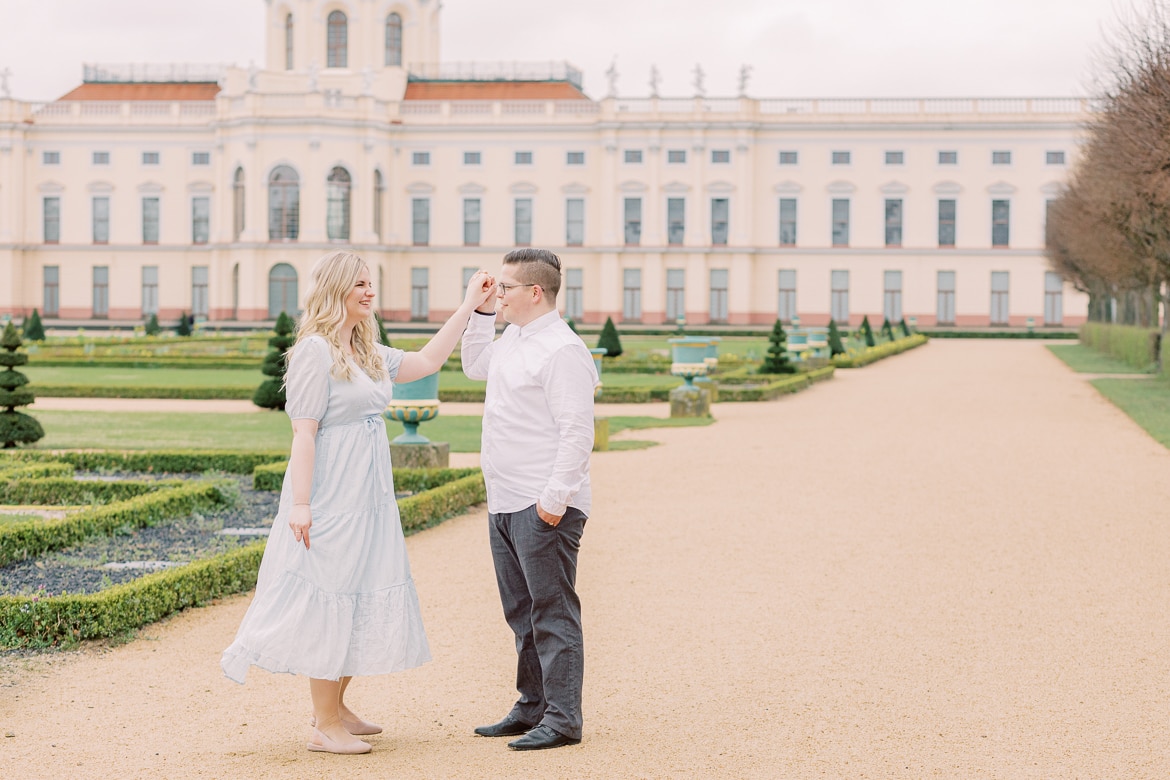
[176,312,193,337]
[0,322,44,448]
[899,318,911,337]
[144,313,161,336]
[375,312,392,347]
[759,319,797,374]
[253,312,296,410]
[22,309,45,341]
[828,319,846,356]
[564,318,578,334]
[881,317,895,341]
[597,316,623,358]
[861,315,876,347]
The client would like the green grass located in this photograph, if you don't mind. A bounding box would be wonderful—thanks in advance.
[23,412,708,452]
[1091,377,1170,449]
[1047,344,1152,375]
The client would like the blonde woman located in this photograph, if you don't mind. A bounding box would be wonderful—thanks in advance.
[222,251,495,755]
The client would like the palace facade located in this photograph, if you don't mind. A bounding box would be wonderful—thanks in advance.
[0,0,1089,328]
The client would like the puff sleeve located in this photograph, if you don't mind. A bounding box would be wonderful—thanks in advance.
[285,336,330,421]
[380,345,406,382]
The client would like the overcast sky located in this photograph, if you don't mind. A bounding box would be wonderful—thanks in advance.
[0,0,1126,101]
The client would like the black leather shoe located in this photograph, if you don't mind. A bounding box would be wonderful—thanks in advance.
[474,715,534,738]
[507,724,581,751]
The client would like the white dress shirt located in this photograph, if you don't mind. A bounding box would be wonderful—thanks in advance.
[462,308,598,516]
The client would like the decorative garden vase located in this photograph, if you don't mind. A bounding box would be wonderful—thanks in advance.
[668,336,713,387]
[384,371,440,444]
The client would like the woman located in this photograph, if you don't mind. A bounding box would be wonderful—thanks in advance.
[221,250,495,755]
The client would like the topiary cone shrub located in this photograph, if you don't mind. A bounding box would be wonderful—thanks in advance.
[22,309,45,341]
[176,312,193,337]
[759,319,797,374]
[861,315,876,347]
[597,316,623,358]
[0,322,45,448]
[900,318,911,337]
[828,319,846,356]
[253,311,296,410]
[375,312,392,347]
[881,317,895,341]
[145,313,162,336]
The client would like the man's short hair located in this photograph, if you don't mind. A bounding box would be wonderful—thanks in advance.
[504,248,562,299]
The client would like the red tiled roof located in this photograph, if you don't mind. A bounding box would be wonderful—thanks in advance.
[404,81,590,101]
[56,83,221,101]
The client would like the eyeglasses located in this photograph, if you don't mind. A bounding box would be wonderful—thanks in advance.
[497,282,538,293]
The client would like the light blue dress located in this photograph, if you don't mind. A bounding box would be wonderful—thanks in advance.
[221,336,431,683]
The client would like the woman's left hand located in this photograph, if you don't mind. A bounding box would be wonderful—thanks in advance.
[464,270,496,310]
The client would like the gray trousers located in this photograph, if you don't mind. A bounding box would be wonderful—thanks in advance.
[488,504,586,740]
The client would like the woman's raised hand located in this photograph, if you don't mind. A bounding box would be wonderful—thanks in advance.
[464,269,496,310]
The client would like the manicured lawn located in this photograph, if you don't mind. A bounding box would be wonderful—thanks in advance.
[1047,344,1151,374]
[25,412,710,452]
[1091,377,1170,449]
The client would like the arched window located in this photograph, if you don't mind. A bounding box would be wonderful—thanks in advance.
[385,13,403,66]
[284,13,294,70]
[268,263,299,318]
[232,166,245,241]
[373,169,384,241]
[231,263,239,320]
[268,165,299,241]
[326,166,351,241]
[327,11,347,68]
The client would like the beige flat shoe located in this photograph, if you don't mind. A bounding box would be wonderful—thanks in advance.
[306,727,371,755]
[310,714,383,736]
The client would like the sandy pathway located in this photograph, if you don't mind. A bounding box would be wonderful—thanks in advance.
[4,340,1169,778]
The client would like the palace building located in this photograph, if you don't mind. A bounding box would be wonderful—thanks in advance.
[0,0,1089,328]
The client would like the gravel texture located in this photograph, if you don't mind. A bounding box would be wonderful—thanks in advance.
[3,340,1170,778]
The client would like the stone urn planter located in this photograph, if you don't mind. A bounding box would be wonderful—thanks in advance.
[667,336,713,418]
[384,371,448,467]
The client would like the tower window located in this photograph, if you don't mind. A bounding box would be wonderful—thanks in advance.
[385,13,403,67]
[327,11,347,68]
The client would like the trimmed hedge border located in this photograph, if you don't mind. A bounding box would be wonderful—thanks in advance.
[918,329,1076,340]
[252,461,479,493]
[0,462,74,480]
[0,476,186,506]
[29,358,261,370]
[831,334,928,368]
[1,449,287,474]
[716,366,835,401]
[0,480,236,568]
[32,384,254,400]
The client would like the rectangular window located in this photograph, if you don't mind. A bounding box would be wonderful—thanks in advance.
[831,199,850,247]
[566,198,585,246]
[990,270,1010,325]
[43,151,60,165]
[1046,151,1066,165]
[142,266,159,315]
[1045,271,1063,325]
[1045,199,1056,248]
[514,151,533,165]
[411,267,429,320]
[463,198,481,246]
[462,267,477,296]
[667,149,687,164]
[192,266,209,318]
[43,266,60,317]
[192,197,210,245]
[884,270,903,322]
[831,151,851,165]
[885,199,903,247]
[92,197,110,244]
[711,198,729,246]
[624,149,643,164]
[412,151,431,166]
[937,270,956,325]
[93,266,109,318]
[565,268,584,320]
[711,149,731,164]
[514,198,533,246]
[992,150,1012,165]
[831,269,850,323]
[463,151,481,165]
[624,198,642,245]
[43,197,60,243]
[192,151,210,166]
[778,269,796,323]
[142,197,160,244]
[779,198,797,246]
[566,151,585,165]
[412,198,430,246]
[885,151,904,165]
[992,200,1010,247]
[622,268,642,321]
[666,268,686,323]
[709,269,729,323]
[778,150,798,165]
[142,152,160,165]
[939,150,958,165]
[938,199,956,247]
[667,198,685,246]
[93,151,110,165]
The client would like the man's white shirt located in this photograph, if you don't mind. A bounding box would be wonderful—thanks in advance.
[461,309,598,516]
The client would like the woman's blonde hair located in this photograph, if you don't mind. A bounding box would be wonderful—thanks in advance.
[293,250,387,382]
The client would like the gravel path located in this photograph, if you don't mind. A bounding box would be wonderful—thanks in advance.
[4,340,1169,778]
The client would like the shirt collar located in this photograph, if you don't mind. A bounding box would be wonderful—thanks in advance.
[518,308,562,338]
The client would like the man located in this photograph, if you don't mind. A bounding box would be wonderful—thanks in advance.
[461,248,598,751]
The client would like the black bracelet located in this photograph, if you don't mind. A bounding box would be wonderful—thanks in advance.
[474,309,496,316]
